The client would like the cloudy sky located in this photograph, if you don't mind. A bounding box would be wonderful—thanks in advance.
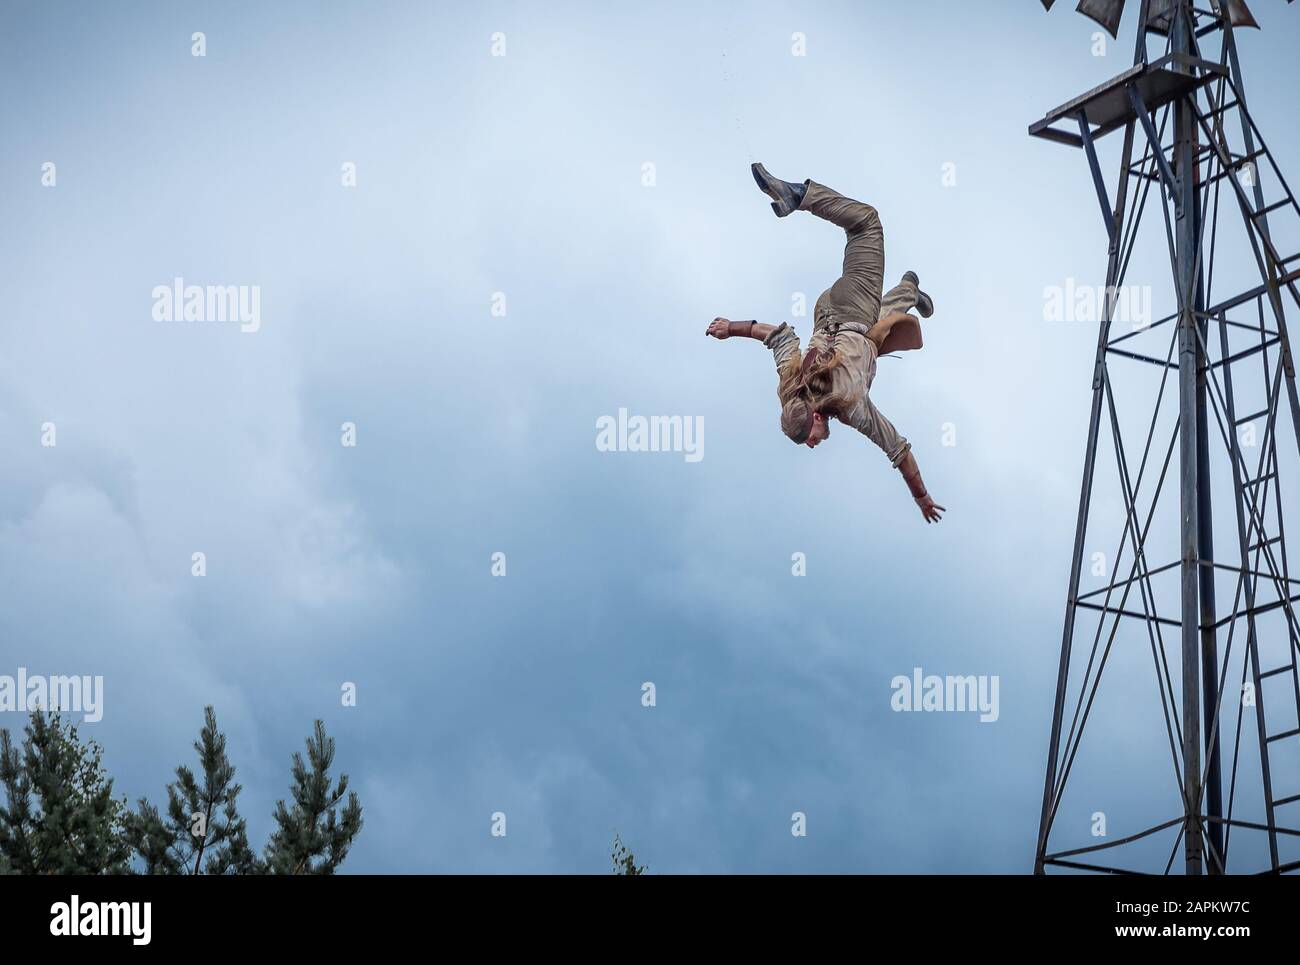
[2,0,1298,872]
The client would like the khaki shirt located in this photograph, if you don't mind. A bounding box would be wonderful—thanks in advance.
[765,321,911,467]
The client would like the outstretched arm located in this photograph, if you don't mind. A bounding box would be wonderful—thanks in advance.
[705,317,778,341]
[898,450,945,524]
[847,406,945,523]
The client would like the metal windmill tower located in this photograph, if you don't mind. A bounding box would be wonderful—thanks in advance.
[1032,0,1300,874]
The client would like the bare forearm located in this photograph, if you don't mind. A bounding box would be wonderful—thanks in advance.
[706,316,777,342]
[726,320,776,340]
[898,451,927,499]
[898,450,946,523]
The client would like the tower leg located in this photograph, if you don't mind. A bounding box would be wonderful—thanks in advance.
[1034,121,1137,874]
[1197,309,1225,872]
[1173,2,1206,876]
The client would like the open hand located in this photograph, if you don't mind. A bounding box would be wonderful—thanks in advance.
[705,317,732,339]
[916,495,946,524]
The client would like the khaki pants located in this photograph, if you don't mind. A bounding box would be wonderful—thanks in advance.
[801,180,920,332]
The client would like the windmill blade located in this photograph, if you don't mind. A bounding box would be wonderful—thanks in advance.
[1223,0,1261,29]
[1142,0,1177,34]
[1076,0,1127,38]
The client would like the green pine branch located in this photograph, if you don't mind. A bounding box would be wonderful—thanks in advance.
[611,832,645,875]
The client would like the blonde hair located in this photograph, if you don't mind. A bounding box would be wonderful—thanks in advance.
[777,347,851,443]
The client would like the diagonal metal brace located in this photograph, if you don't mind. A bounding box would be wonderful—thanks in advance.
[1127,84,1182,217]
[1078,113,1118,246]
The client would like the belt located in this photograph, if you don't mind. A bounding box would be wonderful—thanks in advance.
[822,319,873,337]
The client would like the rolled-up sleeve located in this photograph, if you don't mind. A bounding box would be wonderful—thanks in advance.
[847,396,911,467]
[764,322,801,371]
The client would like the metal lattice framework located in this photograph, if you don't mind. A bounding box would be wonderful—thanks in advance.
[1032,0,1300,873]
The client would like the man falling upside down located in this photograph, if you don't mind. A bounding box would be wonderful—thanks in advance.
[707,163,946,523]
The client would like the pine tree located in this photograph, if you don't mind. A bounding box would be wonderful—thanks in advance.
[125,706,259,874]
[611,832,645,875]
[0,729,36,873]
[262,720,363,874]
[0,714,130,874]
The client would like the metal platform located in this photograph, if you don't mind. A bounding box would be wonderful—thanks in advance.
[1029,53,1227,147]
